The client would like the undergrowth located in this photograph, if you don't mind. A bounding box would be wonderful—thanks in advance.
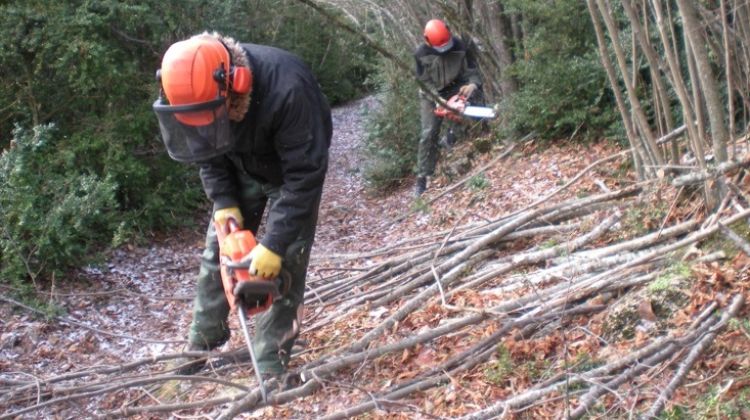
[0,124,203,304]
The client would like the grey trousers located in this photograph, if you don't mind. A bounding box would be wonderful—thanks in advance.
[417,96,464,178]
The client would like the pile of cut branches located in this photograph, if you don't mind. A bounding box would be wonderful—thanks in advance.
[3,152,750,419]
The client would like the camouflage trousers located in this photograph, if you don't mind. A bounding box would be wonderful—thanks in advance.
[188,169,320,375]
[417,96,466,178]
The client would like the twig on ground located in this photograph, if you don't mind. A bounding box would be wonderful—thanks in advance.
[643,294,744,419]
[0,295,185,345]
[718,222,750,255]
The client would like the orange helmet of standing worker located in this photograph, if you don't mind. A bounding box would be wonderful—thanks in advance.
[153,34,252,162]
[424,19,454,53]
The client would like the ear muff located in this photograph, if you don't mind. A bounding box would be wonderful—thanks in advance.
[211,65,252,95]
[211,37,252,95]
[231,66,251,94]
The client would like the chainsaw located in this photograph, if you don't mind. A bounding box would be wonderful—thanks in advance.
[217,218,290,403]
[433,94,497,122]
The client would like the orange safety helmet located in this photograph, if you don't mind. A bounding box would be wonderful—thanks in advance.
[424,19,454,53]
[153,35,253,162]
[158,37,251,126]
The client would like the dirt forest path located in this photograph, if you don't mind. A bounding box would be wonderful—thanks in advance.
[313,96,400,255]
[0,96,423,393]
[1,96,633,418]
[1,97,402,371]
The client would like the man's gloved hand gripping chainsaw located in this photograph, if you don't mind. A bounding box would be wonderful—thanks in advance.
[216,218,289,402]
[434,94,497,122]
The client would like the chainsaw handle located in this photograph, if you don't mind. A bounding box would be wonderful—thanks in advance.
[232,269,292,315]
[225,260,292,283]
[227,218,241,233]
[234,279,282,302]
[434,94,468,122]
[225,259,251,270]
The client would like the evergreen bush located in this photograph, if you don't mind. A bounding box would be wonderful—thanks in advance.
[0,0,373,295]
[0,125,117,293]
[198,0,374,105]
[362,60,420,191]
[503,0,618,140]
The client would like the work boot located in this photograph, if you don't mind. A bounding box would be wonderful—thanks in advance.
[173,343,213,375]
[155,343,215,401]
[415,176,427,197]
[260,371,303,392]
[439,129,456,149]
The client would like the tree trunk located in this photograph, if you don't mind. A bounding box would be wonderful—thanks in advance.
[484,1,517,99]
[677,0,729,163]
[685,36,708,151]
[650,0,705,169]
[622,0,678,161]
[587,0,649,180]
[720,0,735,159]
[597,0,664,169]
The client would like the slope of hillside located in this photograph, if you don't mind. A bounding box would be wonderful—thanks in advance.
[2,97,749,419]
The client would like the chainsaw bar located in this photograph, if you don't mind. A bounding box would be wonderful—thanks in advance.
[434,94,497,121]
[463,105,496,119]
[237,305,268,403]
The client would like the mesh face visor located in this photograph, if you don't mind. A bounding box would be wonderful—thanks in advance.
[153,97,234,163]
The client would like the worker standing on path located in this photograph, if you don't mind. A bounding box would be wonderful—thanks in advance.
[153,32,331,380]
[414,19,483,196]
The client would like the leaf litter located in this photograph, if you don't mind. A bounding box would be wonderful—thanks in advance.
[2,97,750,419]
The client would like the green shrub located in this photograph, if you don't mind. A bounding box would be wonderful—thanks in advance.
[0,122,205,295]
[468,174,490,191]
[483,344,514,385]
[0,0,373,299]
[199,0,375,105]
[266,4,374,104]
[503,0,618,140]
[0,125,118,292]
[362,60,420,191]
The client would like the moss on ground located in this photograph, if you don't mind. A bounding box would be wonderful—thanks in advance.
[602,266,691,342]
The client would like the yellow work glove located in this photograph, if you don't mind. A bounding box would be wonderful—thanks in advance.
[248,244,282,279]
[458,83,477,98]
[214,207,243,232]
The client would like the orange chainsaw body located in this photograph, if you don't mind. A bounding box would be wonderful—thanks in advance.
[433,94,467,122]
[216,223,274,316]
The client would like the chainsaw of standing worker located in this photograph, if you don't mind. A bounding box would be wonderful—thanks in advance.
[434,94,497,122]
[216,218,290,403]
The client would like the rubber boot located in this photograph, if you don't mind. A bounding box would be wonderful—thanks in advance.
[174,342,213,375]
[439,129,456,149]
[415,176,427,197]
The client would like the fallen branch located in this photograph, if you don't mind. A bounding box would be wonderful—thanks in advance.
[569,294,743,419]
[422,142,516,206]
[643,294,744,418]
[457,301,723,420]
[718,222,750,256]
[0,295,185,345]
[672,155,750,187]
[0,374,249,419]
[10,141,750,419]
[449,211,622,295]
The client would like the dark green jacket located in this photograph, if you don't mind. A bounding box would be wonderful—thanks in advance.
[414,37,481,99]
[199,43,332,256]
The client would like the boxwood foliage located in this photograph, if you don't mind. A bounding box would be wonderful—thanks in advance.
[0,125,118,290]
[362,58,420,192]
[0,0,374,296]
[503,0,618,140]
